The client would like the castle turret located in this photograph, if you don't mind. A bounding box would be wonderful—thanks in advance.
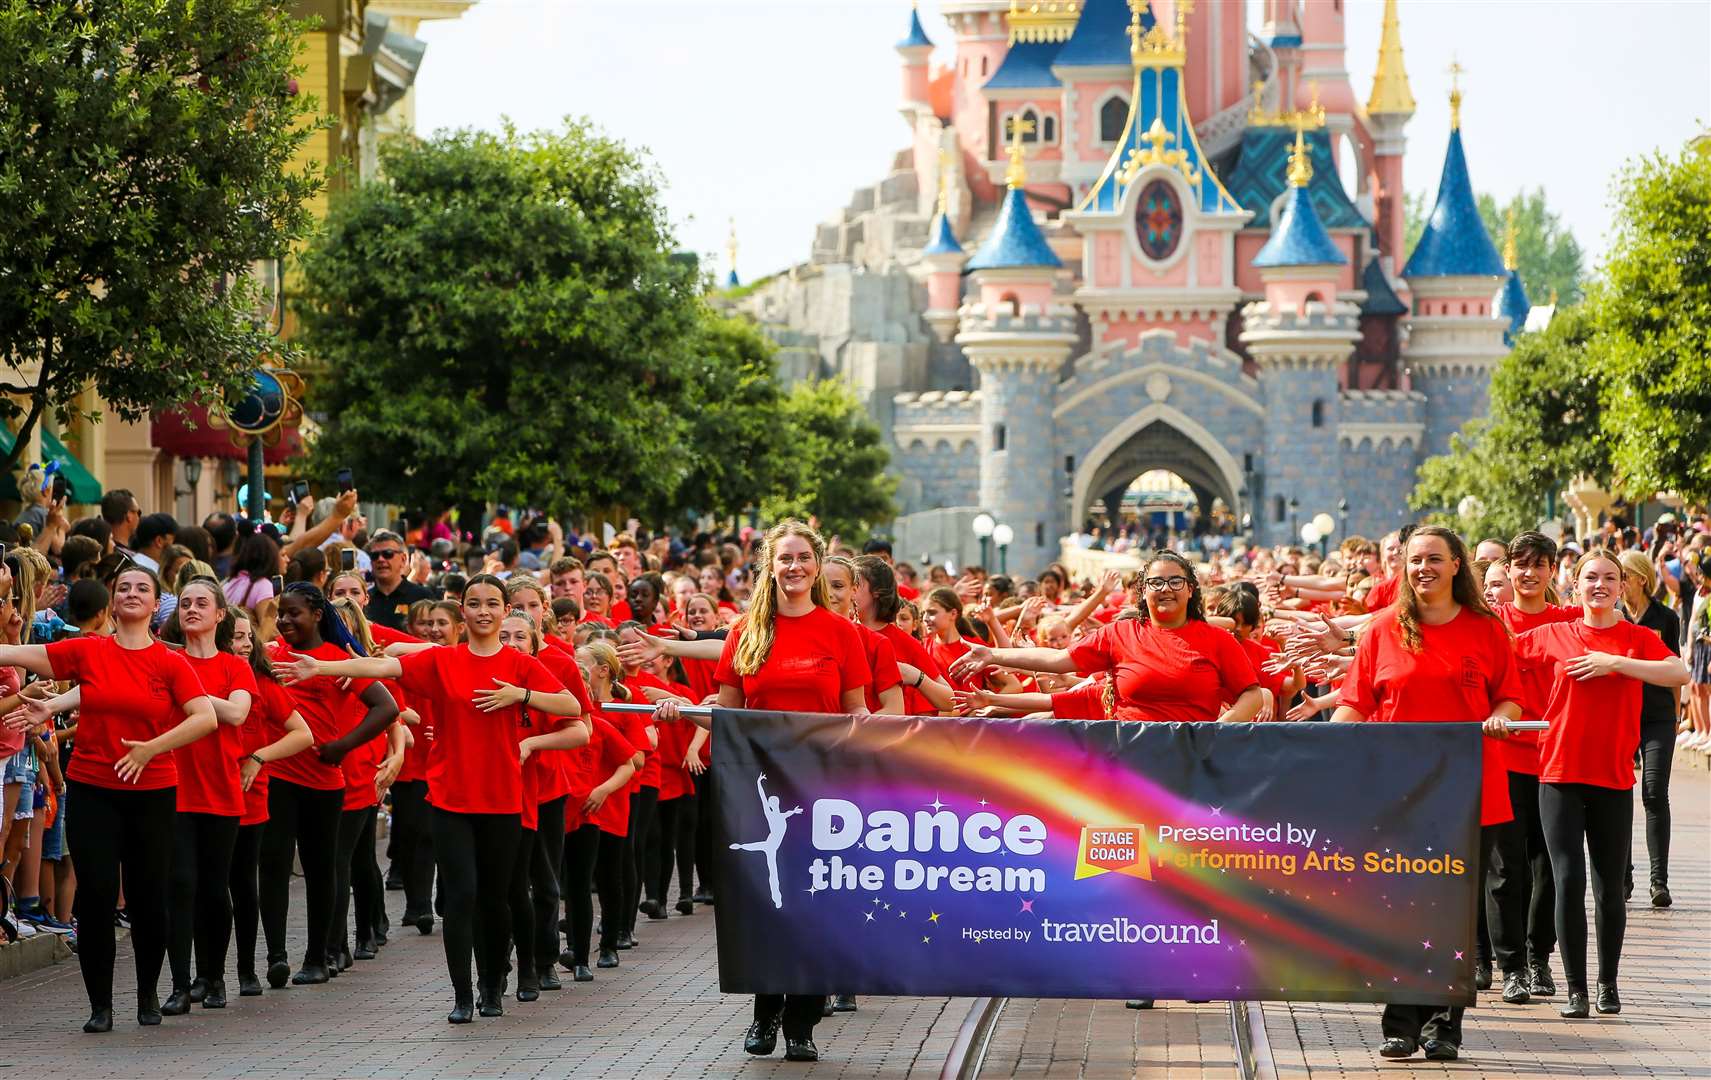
[957,128,1076,574]
[725,219,740,288]
[1493,208,1530,345]
[1240,129,1360,545]
[921,152,969,342]
[896,2,935,112]
[1401,70,1508,457]
[1365,0,1415,270]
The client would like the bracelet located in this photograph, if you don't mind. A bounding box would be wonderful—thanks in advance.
[913,671,925,689]
[247,753,264,766]
[523,688,533,707]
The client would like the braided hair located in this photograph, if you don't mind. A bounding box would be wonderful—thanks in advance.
[281,581,368,657]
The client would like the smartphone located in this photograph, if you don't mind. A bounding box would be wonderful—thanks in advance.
[270,574,285,596]
[289,480,310,504]
[335,468,354,493]
[50,473,67,502]
[340,548,356,572]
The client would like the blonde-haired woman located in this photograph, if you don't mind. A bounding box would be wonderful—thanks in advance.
[1616,548,1682,907]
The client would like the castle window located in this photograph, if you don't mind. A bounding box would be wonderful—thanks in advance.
[1041,115,1056,143]
[1099,95,1128,143]
[998,291,1020,315]
[1311,399,1325,428]
[1010,106,1041,143]
[1035,522,1045,548]
[992,423,1007,451]
[980,56,988,77]
[1274,495,1286,523]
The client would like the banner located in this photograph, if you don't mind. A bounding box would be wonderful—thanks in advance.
[710,711,1481,1005]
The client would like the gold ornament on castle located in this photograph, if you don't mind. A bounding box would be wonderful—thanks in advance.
[1005,116,1035,189]
[1251,80,1325,130]
[1127,0,1190,69]
[1447,57,1465,130]
[1008,0,1080,44]
[1120,117,1199,186]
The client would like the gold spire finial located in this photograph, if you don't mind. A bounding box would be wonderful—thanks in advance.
[1502,206,1518,271]
[1286,128,1312,188]
[1447,57,1464,130]
[1005,116,1034,188]
[1129,0,1188,68]
[726,218,738,273]
[1366,0,1416,118]
[936,148,953,216]
[1008,0,1081,45]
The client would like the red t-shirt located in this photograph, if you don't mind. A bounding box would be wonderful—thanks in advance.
[881,623,944,715]
[714,607,869,713]
[654,680,697,801]
[396,644,565,816]
[1239,635,1287,707]
[682,656,720,704]
[610,601,633,624]
[533,646,591,805]
[395,689,436,786]
[243,679,298,826]
[928,635,978,693]
[1337,607,1522,825]
[341,679,402,812]
[1365,575,1400,612]
[1050,678,1107,720]
[266,641,378,792]
[580,612,614,628]
[1495,602,1581,774]
[175,651,258,816]
[1066,619,1258,724]
[588,711,639,837]
[897,583,920,602]
[371,624,420,648]
[49,637,206,791]
[1516,620,1675,790]
[622,669,672,789]
[858,624,903,713]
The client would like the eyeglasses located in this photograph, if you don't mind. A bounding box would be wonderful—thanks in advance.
[1143,576,1191,593]
[370,548,403,561]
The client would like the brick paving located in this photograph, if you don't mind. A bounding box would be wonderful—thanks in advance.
[0,853,966,1078]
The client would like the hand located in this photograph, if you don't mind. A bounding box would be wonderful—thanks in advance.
[114,739,158,784]
[1285,695,1322,722]
[948,641,995,681]
[45,499,68,532]
[240,755,263,791]
[1256,687,1275,723]
[1565,651,1623,681]
[684,752,706,776]
[332,488,359,521]
[616,634,666,669]
[39,582,66,610]
[1482,716,1512,739]
[472,678,526,712]
[952,687,994,715]
[518,737,537,767]
[408,552,432,585]
[1015,596,1043,634]
[583,783,611,816]
[316,738,351,766]
[654,699,682,725]
[278,652,324,686]
[4,694,53,733]
[296,494,315,521]
[1097,569,1122,597]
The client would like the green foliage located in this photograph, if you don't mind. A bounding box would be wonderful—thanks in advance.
[1590,148,1711,503]
[0,0,325,467]
[1402,190,1428,258]
[1476,189,1585,306]
[761,380,897,542]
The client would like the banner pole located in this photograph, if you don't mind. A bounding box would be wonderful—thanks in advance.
[602,702,715,719]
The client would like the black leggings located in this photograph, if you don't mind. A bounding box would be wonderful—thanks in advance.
[228,821,264,978]
[259,779,343,970]
[1637,722,1675,888]
[433,808,520,996]
[1540,781,1631,991]
[650,793,697,905]
[391,779,435,920]
[329,805,378,956]
[1488,772,1555,971]
[505,797,565,983]
[624,787,658,933]
[65,781,176,1011]
[168,811,240,990]
[562,823,626,959]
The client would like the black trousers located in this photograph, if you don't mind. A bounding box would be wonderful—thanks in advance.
[259,779,343,969]
[1380,1002,1463,1047]
[624,787,659,933]
[1541,781,1631,991]
[329,805,378,955]
[391,779,436,920]
[65,781,176,1011]
[433,808,520,996]
[1488,772,1555,970]
[755,993,826,1040]
[561,823,598,964]
[167,810,240,990]
[693,767,717,897]
[228,821,265,977]
[1636,721,1675,888]
[650,793,697,904]
[505,797,565,983]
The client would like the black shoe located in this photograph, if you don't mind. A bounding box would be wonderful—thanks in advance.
[188,977,208,1004]
[744,1016,781,1056]
[238,973,263,998]
[160,989,192,1017]
[821,998,833,1017]
[539,970,562,992]
[83,1007,113,1034]
[559,948,577,971]
[1560,990,1590,1018]
[137,991,162,1027]
[693,890,713,905]
[1474,957,1493,990]
[784,1037,819,1062]
[334,947,354,972]
[1378,1037,1417,1059]
[416,914,434,935]
[832,994,857,1013]
[201,979,227,1009]
[638,899,662,919]
[1528,959,1556,997]
[597,948,619,969]
[267,960,291,989]
[515,979,540,1003]
[1623,874,1634,901]
[448,995,474,1024]
[385,871,404,891]
[616,930,635,949]
[676,898,695,915]
[292,964,330,985]
[354,941,377,961]
[1501,971,1531,1004]
[573,964,594,982]
[1124,999,1154,1009]
[1652,884,1673,908]
[373,928,388,947]
[477,988,503,1018]
[1595,983,1621,1014]
[1422,1040,1459,1062]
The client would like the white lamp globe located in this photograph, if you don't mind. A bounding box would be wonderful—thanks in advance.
[1312,512,1335,537]
[1301,522,1321,546]
[992,523,1014,546]
[972,513,996,539]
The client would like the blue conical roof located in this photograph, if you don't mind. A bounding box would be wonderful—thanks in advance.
[726,269,739,288]
[965,187,1061,271]
[922,211,964,256]
[1494,269,1529,344]
[1254,185,1347,268]
[1054,0,1146,68]
[897,7,933,49]
[1359,257,1408,316]
[1402,129,1504,278]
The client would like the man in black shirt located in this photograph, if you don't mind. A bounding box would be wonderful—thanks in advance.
[363,529,433,631]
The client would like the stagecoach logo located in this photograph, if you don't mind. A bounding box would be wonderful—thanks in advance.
[1074,825,1153,881]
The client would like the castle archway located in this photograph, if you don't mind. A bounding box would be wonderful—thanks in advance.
[1068,403,1244,532]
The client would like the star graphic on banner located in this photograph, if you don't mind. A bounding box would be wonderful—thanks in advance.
[928,795,946,813]
[806,883,820,897]
[872,897,881,906]
[899,910,908,919]
[922,936,931,944]
[1454,950,1465,961]
[883,903,891,911]
[1426,846,1434,853]
[1421,940,1431,950]
[928,911,942,924]
[1210,806,1223,816]
[864,911,875,922]
[979,798,989,807]
[1019,899,1034,914]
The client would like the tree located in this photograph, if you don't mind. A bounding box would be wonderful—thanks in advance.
[296,122,704,516]
[761,380,897,542]
[1410,304,1606,537]
[1403,188,1584,304]
[1590,148,1711,503]
[0,0,324,469]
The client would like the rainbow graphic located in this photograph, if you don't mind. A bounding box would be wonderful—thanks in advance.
[710,710,1482,1005]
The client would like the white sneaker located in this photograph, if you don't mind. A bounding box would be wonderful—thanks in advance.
[13,919,36,938]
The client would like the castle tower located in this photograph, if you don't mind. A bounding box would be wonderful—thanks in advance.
[1365,0,1415,270]
[921,152,970,341]
[1240,128,1361,546]
[1493,209,1530,345]
[1401,69,1508,457]
[896,2,935,115]
[956,126,1077,573]
[942,1,1013,166]
[725,219,739,288]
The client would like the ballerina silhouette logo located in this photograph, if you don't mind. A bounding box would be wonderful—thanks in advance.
[729,773,802,909]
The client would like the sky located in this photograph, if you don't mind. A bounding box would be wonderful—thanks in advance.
[412,1,1711,284]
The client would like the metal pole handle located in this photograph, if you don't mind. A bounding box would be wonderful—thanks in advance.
[602,702,715,718]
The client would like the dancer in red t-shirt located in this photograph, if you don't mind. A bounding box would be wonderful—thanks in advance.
[562,640,640,980]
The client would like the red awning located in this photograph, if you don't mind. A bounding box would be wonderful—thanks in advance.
[151,404,304,465]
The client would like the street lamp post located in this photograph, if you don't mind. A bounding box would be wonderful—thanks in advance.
[1288,497,1300,546]
[1337,498,1349,544]
[1312,512,1335,560]
[971,512,995,570]
[992,523,1014,575]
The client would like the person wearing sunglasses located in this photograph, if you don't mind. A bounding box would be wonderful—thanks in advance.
[950,550,1262,724]
[364,530,434,633]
